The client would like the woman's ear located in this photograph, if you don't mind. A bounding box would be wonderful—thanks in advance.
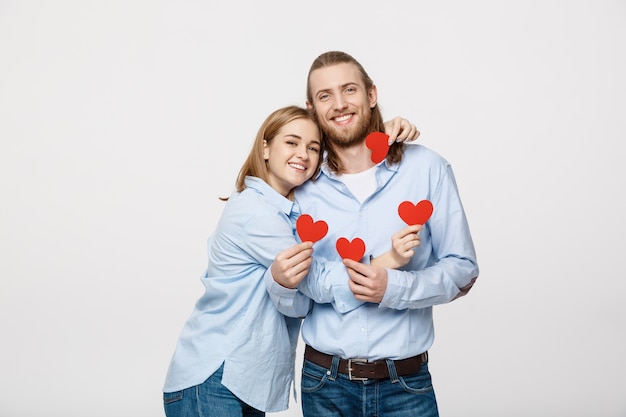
[263,140,269,160]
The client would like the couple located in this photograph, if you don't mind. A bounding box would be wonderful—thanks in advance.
[163,51,479,417]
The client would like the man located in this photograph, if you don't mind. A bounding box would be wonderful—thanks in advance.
[268,51,478,417]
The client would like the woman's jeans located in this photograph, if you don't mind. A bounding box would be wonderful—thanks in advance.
[163,363,264,417]
[301,356,439,417]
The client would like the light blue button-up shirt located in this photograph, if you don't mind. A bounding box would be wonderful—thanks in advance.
[163,177,313,412]
[288,144,479,361]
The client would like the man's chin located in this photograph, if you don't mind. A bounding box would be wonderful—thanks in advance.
[324,125,369,147]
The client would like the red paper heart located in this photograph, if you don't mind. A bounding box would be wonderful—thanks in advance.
[398,200,434,225]
[365,132,390,164]
[296,214,328,243]
[336,237,366,261]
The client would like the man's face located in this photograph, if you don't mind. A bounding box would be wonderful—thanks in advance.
[307,63,377,148]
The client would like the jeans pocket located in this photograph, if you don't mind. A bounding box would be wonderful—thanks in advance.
[397,365,435,394]
[301,360,330,393]
[163,390,184,405]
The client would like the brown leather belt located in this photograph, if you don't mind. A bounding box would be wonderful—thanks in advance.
[304,345,428,381]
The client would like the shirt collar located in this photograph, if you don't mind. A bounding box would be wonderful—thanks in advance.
[243,176,300,218]
[318,155,400,181]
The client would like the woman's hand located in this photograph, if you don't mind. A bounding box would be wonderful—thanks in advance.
[270,242,314,289]
[383,117,420,145]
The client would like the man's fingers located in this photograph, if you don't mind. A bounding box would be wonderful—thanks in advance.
[343,258,367,275]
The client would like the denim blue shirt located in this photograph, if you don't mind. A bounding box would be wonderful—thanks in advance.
[286,144,479,361]
[163,177,312,412]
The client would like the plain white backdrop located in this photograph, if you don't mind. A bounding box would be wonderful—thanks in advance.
[1,1,625,416]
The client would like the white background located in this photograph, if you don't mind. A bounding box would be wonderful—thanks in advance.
[1,1,625,416]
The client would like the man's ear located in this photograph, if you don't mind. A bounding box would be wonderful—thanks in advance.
[306,101,313,111]
[368,85,378,108]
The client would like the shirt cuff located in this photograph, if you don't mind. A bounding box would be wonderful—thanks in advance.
[379,268,404,308]
[331,283,364,313]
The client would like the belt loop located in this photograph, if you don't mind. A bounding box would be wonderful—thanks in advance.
[328,355,340,381]
[385,359,400,383]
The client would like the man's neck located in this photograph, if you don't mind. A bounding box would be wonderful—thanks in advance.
[333,143,376,174]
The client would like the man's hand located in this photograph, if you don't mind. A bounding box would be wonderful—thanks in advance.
[370,224,422,269]
[344,259,388,303]
[270,242,314,289]
[389,224,423,267]
[383,117,420,145]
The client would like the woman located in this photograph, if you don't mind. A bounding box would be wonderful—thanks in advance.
[162,106,421,416]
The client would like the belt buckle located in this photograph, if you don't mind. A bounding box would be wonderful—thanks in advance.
[348,358,369,381]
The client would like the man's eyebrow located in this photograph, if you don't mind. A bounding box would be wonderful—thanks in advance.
[315,82,358,96]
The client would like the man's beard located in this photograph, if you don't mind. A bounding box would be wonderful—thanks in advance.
[319,108,372,149]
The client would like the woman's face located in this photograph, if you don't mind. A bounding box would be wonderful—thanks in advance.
[264,118,321,196]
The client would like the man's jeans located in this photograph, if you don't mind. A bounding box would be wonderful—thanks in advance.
[163,363,265,417]
[301,356,439,417]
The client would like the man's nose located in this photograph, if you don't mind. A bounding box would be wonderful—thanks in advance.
[332,95,348,110]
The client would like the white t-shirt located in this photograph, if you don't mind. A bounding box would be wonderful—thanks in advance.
[337,165,377,204]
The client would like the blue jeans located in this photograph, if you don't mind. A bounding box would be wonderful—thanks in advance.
[301,356,439,417]
[163,364,265,417]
